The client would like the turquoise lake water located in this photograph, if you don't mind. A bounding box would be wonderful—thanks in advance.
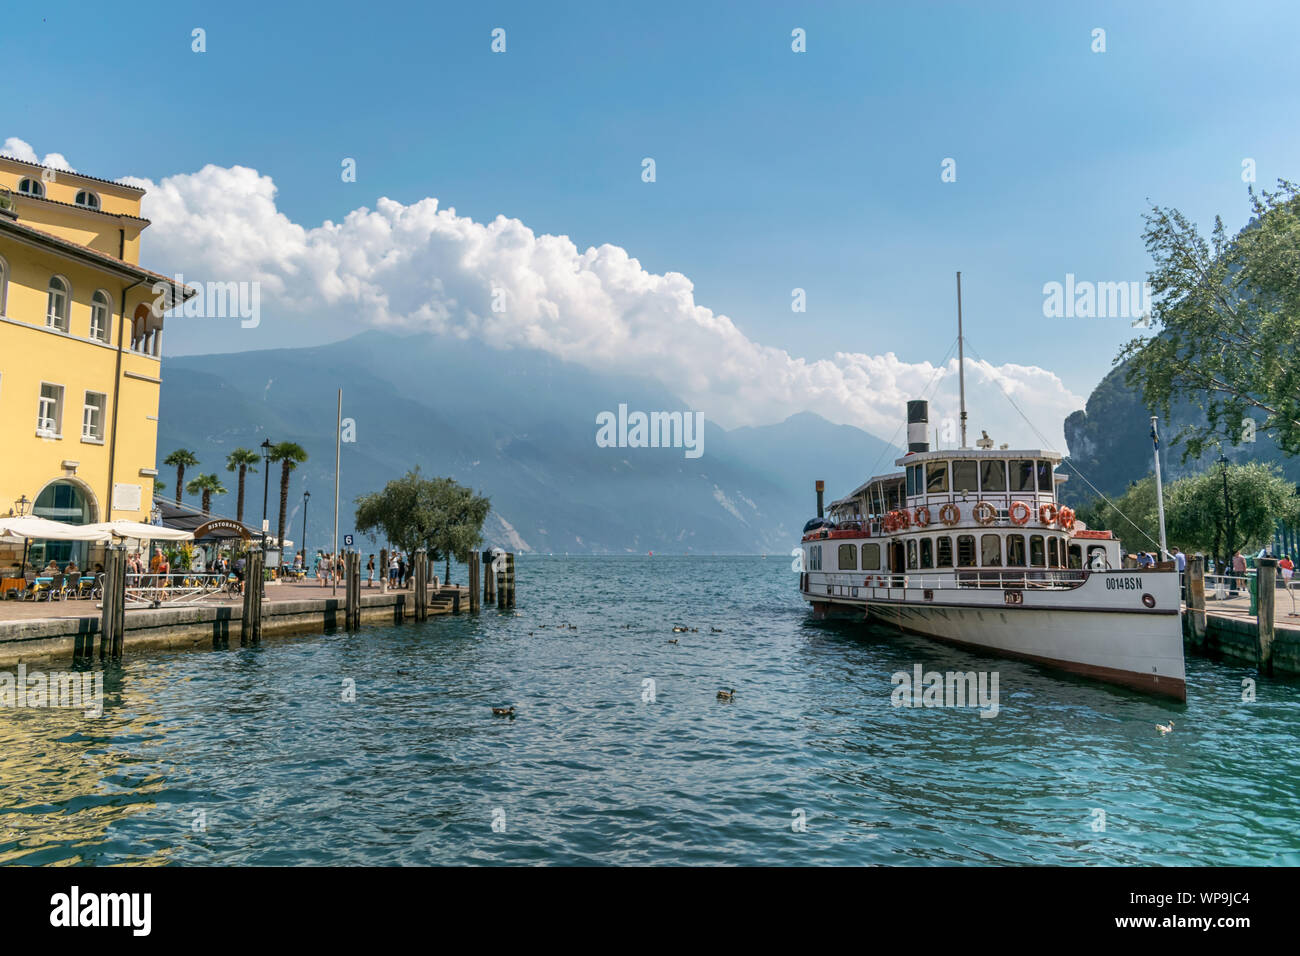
[1,555,1297,865]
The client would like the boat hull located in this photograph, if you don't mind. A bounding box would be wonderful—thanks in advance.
[803,570,1186,701]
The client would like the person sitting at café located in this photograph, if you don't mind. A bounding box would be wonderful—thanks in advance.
[42,559,60,576]
[63,558,79,575]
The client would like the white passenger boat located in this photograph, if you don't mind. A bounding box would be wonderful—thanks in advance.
[798,281,1186,700]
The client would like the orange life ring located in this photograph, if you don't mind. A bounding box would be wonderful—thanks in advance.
[1009,501,1031,526]
[1058,506,1076,532]
[1039,502,1058,525]
[973,501,997,526]
[884,512,896,533]
[938,502,960,526]
[896,509,911,531]
[914,505,931,528]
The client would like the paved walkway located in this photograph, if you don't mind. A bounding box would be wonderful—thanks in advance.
[1199,584,1300,630]
[0,578,461,623]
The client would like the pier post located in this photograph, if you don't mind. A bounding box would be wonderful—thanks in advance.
[379,548,389,593]
[344,551,360,630]
[1187,554,1207,646]
[241,547,264,645]
[483,551,496,605]
[1257,558,1277,675]
[414,550,428,622]
[506,552,515,608]
[99,546,125,660]
[453,588,461,614]
[468,552,479,612]
[496,554,506,610]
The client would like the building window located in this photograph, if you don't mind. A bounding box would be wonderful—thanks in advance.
[926,461,949,493]
[838,543,857,570]
[862,543,881,571]
[46,276,70,331]
[980,459,1007,492]
[953,460,978,493]
[75,189,100,209]
[957,534,976,567]
[17,177,44,197]
[90,290,111,342]
[980,534,1002,567]
[37,383,63,437]
[82,391,106,441]
[936,535,954,568]
[1010,459,1036,493]
[1007,534,1027,567]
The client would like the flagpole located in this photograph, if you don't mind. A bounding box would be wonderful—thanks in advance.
[332,388,341,597]
[1151,416,1169,560]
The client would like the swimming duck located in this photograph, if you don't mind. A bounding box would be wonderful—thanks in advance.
[492,706,516,717]
[1156,720,1174,735]
[667,639,678,645]
[716,689,736,701]
[710,627,723,633]
[672,626,688,633]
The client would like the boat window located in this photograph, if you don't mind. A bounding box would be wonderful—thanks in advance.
[907,539,918,570]
[953,461,978,493]
[926,462,949,493]
[981,534,1002,566]
[862,543,881,570]
[920,537,933,569]
[1048,537,1060,567]
[1068,545,1083,569]
[808,545,822,571]
[1030,535,1046,567]
[905,467,915,498]
[1010,459,1035,493]
[980,459,1006,492]
[1036,460,1053,492]
[957,535,976,567]
[1006,534,1026,567]
[936,535,953,568]
[838,544,857,570]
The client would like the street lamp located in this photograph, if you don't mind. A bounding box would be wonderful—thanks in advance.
[302,490,310,566]
[11,495,30,517]
[260,438,273,544]
[1219,453,1232,575]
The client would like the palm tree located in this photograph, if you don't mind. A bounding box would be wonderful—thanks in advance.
[163,449,199,505]
[225,448,261,524]
[185,473,228,515]
[269,442,308,548]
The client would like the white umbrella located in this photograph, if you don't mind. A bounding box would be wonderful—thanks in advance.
[82,520,193,542]
[0,515,112,541]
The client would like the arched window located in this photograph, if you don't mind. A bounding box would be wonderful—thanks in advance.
[90,289,111,342]
[17,177,44,197]
[46,276,70,331]
[75,189,100,209]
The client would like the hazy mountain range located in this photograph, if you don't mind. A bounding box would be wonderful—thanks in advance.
[158,331,901,554]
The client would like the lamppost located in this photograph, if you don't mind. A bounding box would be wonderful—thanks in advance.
[12,495,31,572]
[260,438,273,546]
[1219,453,1232,575]
[301,490,310,568]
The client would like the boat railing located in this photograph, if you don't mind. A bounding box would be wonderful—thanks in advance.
[825,569,1089,592]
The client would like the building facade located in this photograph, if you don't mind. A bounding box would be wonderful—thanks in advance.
[0,156,192,567]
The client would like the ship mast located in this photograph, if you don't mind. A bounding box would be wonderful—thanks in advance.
[956,271,968,449]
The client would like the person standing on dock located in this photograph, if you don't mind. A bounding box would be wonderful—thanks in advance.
[1232,550,1247,596]
[367,554,375,588]
[1172,547,1186,599]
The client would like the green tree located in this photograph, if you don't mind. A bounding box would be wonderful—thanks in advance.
[224,448,260,524]
[1118,181,1300,458]
[1079,463,1300,570]
[163,449,199,505]
[185,473,228,515]
[354,468,490,580]
[268,442,308,548]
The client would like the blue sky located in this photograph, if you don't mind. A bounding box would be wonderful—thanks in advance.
[7,0,1298,415]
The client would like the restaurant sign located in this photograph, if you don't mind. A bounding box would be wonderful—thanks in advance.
[193,519,253,541]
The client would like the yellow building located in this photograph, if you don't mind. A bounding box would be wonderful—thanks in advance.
[0,155,193,568]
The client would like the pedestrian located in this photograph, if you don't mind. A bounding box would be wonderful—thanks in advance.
[1279,554,1294,592]
[388,552,400,587]
[1171,547,1186,599]
[1232,550,1247,596]
[398,554,407,589]
[366,554,375,588]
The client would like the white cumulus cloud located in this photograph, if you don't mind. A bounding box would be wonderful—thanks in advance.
[2,137,76,171]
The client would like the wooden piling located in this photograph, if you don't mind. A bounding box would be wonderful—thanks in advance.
[1187,554,1207,646]
[505,552,516,608]
[496,554,506,610]
[1257,558,1277,674]
[468,551,479,612]
[483,551,496,605]
[453,588,461,614]
[99,546,125,660]
[413,550,428,622]
[379,548,389,593]
[241,547,265,645]
[344,551,361,630]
